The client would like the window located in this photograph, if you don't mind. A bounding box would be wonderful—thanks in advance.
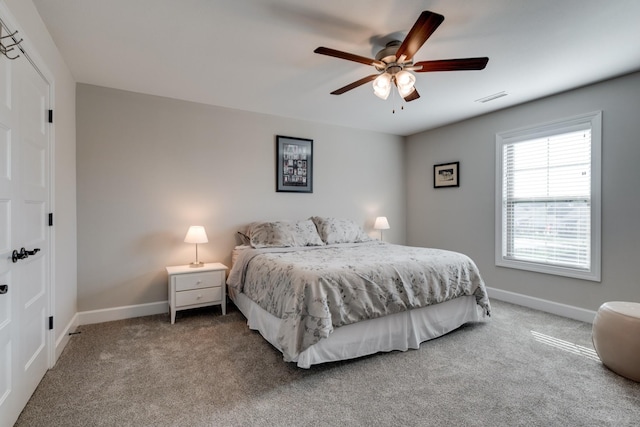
[495,112,601,281]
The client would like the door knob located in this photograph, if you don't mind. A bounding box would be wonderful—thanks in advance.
[25,248,40,256]
[0,284,7,294]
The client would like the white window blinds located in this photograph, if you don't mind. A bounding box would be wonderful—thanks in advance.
[502,129,591,269]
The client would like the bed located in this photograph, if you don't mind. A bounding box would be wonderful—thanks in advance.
[227,217,491,368]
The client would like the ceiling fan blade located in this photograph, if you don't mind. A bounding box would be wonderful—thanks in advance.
[403,88,420,102]
[414,57,489,72]
[330,74,379,95]
[395,11,444,61]
[314,47,385,68]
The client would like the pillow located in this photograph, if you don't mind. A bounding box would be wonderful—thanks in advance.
[292,219,325,246]
[310,216,372,244]
[245,220,324,248]
[236,231,251,246]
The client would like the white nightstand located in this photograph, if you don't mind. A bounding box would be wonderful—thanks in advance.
[166,262,228,324]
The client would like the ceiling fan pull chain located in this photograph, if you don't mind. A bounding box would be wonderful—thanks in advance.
[392,87,397,114]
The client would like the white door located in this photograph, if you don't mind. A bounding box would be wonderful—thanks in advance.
[0,49,51,426]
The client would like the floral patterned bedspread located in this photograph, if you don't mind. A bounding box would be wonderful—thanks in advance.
[227,241,490,362]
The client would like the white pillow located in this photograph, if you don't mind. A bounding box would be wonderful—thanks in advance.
[310,217,372,244]
[245,220,324,248]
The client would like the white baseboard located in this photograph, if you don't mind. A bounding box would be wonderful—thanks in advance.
[486,287,597,324]
[71,290,595,331]
[77,301,169,326]
[55,312,79,362]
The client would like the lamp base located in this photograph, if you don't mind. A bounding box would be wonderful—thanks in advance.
[189,262,205,268]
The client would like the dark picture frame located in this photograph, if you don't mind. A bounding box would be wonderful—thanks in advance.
[276,135,313,193]
[434,161,460,188]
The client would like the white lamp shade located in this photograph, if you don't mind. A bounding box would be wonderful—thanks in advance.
[397,83,416,97]
[184,226,208,244]
[373,73,392,100]
[395,70,416,97]
[374,216,390,230]
[395,70,415,87]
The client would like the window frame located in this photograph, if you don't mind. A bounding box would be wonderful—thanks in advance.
[495,111,602,281]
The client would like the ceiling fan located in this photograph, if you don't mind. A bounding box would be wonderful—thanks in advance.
[314,10,489,102]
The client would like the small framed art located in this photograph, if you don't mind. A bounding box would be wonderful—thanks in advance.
[434,161,459,188]
[276,135,313,193]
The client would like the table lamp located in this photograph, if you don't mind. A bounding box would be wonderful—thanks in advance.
[374,216,390,241]
[184,225,208,267]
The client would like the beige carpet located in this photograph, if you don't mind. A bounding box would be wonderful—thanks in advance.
[15,300,640,426]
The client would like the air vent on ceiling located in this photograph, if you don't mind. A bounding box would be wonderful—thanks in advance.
[475,91,508,103]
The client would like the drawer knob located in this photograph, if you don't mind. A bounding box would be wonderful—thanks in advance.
[197,294,202,299]
[197,280,202,284]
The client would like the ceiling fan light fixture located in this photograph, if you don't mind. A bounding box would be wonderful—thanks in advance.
[397,83,416,98]
[373,72,392,99]
[395,70,416,96]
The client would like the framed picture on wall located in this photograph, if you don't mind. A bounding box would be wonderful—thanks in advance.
[276,135,313,193]
[434,161,459,188]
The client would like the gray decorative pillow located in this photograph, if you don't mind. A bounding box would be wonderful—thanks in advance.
[310,216,372,244]
[245,220,324,248]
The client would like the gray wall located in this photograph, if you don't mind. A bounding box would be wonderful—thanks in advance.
[406,71,640,312]
[76,84,405,312]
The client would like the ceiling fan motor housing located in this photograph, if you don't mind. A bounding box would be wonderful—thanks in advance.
[375,40,412,74]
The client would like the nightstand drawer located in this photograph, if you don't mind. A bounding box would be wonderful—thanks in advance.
[175,271,223,291]
[175,286,222,307]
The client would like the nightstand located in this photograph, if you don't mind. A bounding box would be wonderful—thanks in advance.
[166,262,228,324]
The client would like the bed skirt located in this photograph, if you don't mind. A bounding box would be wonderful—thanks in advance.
[232,292,486,368]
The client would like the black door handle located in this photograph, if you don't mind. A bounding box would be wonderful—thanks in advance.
[12,248,28,263]
[0,284,7,294]
[11,247,39,263]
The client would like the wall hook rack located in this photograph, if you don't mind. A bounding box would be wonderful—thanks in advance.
[0,25,23,60]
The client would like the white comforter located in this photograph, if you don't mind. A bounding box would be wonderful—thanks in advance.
[227,241,490,362]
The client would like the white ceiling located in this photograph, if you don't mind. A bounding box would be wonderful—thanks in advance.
[33,0,640,136]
